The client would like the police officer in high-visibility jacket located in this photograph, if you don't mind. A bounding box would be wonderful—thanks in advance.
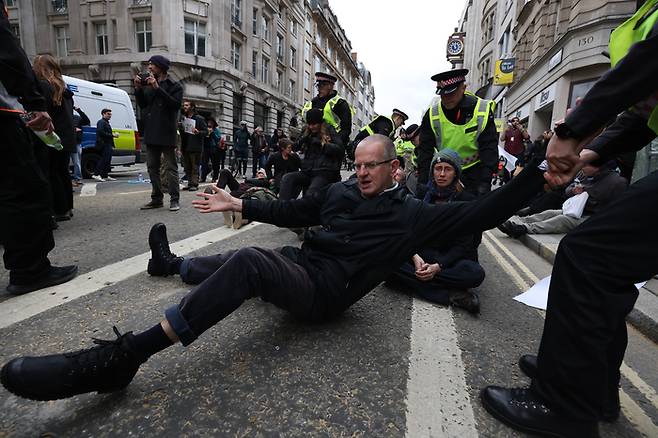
[353,109,408,144]
[416,69,498,198]
[301,72,352,146]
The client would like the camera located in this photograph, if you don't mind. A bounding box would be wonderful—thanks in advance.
[138,71,152,86]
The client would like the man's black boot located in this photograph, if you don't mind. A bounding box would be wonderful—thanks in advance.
[147,223,183,277]
[518,354,620,422]
[481,386,599,438]
[7,265,78,295]
[1,327,145,401]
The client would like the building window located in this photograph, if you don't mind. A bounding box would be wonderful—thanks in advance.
[276,70,283,93]
[289,79,296,100]
[10,22,20,44]
[326,45,333,63]
[314,31,321,47]
[304,41,310,63]
[55,25,70,57]
[261,16,270,41]
[305,14,312,34]
[251,50,257,76]
[231,0,242,27]
[276,34,284,60]
[231,40,241,70]
[135,19,152,52]
[304,71,310,90]
[289,46,296,69]
[289,19,297,36]
[6,0,16,6]
[185,20,206,56]
[479,58,491,87]
[95,22,109,55]
[261,55,270,83]
[313,55,321,74]
[252,7,258,35]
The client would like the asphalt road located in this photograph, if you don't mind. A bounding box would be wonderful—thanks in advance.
[0,164,656,437]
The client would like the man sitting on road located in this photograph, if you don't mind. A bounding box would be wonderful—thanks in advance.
[498,161,627,238]
[1,135,548,402]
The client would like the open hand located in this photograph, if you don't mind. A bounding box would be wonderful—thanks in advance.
[192,186,241,214]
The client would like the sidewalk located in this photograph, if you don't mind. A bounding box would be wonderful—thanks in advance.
[519,233,658,343]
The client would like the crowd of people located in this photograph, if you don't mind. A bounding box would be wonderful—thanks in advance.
[2,0,658,436]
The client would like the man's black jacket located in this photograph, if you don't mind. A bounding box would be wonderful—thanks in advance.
[243,161,545,319]
[135,77,183,147]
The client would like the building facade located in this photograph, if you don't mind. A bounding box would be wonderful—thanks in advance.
[6,0,375,143]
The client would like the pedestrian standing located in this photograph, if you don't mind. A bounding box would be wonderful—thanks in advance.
[233,121,250,176]
[250,126,268,177]
[71,105,89,187]
[134,55,183,211]
[0,1,78,295]
[93,109,118,182]
[500,117,530,160]
[32,54,77,222]
[179,100,206,192]
[268,128,286,153]
[201,117,223,181]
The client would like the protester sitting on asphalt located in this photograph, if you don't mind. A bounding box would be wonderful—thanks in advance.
[278,108,344,201]
[388,149,484,315]
[0,134,549,403]
[498,161,627,237]
[213,168,275,229]
[264,139,302,193]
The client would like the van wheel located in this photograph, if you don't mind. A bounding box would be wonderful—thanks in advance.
[81,152,101,179]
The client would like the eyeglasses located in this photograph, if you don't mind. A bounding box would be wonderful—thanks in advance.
[353,158,395,171]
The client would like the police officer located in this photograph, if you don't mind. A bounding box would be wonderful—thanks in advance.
[416,69,498,197]
[481,1,658,436]
[301,72,353,146]
[349,109,408,160]
[396,123,421,194]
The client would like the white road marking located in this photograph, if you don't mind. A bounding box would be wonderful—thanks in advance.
[405,300,477,438]
[79,183,97,197]
[483,231,658,434]
[0,223,261,329]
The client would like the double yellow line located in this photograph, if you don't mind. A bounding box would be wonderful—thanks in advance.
[482,230,658,435]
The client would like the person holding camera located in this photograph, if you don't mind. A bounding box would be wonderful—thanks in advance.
[500,116,530,161]
[134,55,184,211]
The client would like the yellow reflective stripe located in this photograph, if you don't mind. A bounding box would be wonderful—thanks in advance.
[364,125,375,135]
[429,102,442,149]
[112,128,136,151]
[475,98,491,137]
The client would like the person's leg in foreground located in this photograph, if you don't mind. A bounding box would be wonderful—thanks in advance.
[481,171,658,437]
[1,223,318,401]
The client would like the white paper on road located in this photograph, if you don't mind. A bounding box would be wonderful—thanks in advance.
[182,117,196,134]
[498,145,518,173]
[514,276,648,311]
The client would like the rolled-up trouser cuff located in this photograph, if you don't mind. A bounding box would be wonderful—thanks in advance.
[164,304,197,346]
[179,258,192,283]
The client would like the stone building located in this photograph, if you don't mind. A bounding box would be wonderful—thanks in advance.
[6,0,375,143]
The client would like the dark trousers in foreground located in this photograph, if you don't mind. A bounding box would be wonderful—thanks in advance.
[48,147,73,215]
[390,260,485,305]
[533,170,658,421]
[165,248,318,346]
[95,144,112,178]
[278,171,338,201]
[182,151,200,188]
[200,148,220,181]
[461,162,492,197]
[0,116,54,285]
[146,144,179,202]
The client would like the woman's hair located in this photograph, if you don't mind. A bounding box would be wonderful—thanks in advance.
[206,117,217,128]
[33,54,66,106]
[278,138,293,150]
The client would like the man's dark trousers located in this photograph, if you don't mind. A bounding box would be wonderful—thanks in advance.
[0,116,54,285]
[95,144,112,178]
[533,170,658,421]
[164,248,320,346]
[278,171,335,200]
[461,162,492,197]
[146,144,179,203]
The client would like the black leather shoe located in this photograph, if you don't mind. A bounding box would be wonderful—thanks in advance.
[1,326,145,401]
[140,201,164,210]
[518,355,620,423]
[147,223,183,277]
[481,386,599,438]
[449,290,480,315]
[6,265,78,295]
[498,221,527,238]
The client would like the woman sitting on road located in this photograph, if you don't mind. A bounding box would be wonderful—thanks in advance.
[388,149,485,314]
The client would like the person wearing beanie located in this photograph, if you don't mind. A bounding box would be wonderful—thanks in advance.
[301,72,353,145]
[134,55,184,211]
[388,148,484,314]
[416,68,499,199]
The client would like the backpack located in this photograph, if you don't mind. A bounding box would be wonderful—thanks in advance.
[239,186,278,201]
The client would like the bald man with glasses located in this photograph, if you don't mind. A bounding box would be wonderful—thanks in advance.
[3,134,548,402]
